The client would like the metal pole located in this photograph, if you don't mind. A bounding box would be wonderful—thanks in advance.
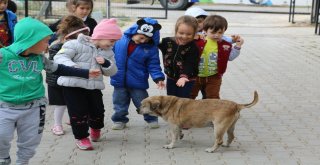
[311,0,316,23]
[292,0,296,23]
[25,0,28,17]
[289,0,292,22]
[165,0,168,19]
[106,0,110,18]
[315,0,320,34]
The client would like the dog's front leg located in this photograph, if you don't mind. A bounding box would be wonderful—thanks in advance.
[163,125,180,149]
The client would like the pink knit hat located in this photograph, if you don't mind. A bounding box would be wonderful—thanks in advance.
[91,18,122,40]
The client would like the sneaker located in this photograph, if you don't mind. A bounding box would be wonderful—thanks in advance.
[90,128,101,142]
[148,121,159,129]
[0,157,11,165]
[76,138,93,150]
[51,125,64,135]
[112,122,126,130]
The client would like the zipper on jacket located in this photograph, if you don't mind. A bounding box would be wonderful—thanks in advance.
[123,42,130,88]
[172,46,180,78]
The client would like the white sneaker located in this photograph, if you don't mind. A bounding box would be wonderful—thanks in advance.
[112,122,126,130]
[148,121,159,129]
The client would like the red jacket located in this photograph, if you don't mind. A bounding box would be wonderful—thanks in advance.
[195,38,232,77]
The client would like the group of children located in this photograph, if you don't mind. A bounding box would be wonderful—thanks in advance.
[47,0,98,137]
[0,1,244,164]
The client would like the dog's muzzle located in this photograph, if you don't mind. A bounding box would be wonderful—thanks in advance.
[136,108,141,114]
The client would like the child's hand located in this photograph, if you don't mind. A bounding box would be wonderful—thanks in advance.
[95,56,105,64]
[157,81,166,90]
[235,37,244,47]
[88,69,101,78]
[194,34,205,40]
[176,77,189,87]
[231,34,240,43]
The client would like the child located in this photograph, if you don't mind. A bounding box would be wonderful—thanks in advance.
[71,0,96,35]
[54,18,121,150]
[0,0,16,48]
[184,6,208,39]
[185,7,241,99]
[190,15,244,99]
[0,17,100,165]
[7,0,16,13]
[158,15,199,99]
[49,0,97,44]
[49,0,97,36]
[185,6,237,43]
[46,15,90,136]
[110,18,165,130]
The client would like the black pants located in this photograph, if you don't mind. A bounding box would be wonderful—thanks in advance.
[63,87,105,139]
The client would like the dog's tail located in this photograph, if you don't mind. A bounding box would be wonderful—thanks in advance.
[238,91,259,110]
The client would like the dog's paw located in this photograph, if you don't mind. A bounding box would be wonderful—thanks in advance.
[163,144,174,149]
[221,144,230,147]
[205,148,215,153]
[179,133,184,140]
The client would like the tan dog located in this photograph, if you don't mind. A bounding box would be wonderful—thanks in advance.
[137,91,258,153]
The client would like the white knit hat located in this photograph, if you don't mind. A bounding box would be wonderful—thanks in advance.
[184,7,209,18]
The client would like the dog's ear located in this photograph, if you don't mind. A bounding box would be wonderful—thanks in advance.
[150,100,160,111]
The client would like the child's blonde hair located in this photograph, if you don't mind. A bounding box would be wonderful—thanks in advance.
[174,15,198,37]
[57,15,89,39]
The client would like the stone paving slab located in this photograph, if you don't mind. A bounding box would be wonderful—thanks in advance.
[8,8,320,165]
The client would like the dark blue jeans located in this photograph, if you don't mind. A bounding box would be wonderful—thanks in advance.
[166,78,195,98]
[111,87,158,123]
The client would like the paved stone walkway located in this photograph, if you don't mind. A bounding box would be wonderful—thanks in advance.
[9,6,320,165]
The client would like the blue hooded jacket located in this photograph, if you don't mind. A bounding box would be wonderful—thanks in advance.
[111,18,165,89]
[3,10,17,46]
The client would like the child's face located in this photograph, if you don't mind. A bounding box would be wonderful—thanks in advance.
[196,17,205,32]
[94,39,117,50]
[24,36,51,55]
[132,34,150,44]
[205,28,225,41]
[0,1,8,13]
[175,23,195,45]
[73,4,92,19]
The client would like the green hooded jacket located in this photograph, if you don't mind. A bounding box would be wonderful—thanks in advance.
[0,17,53,105]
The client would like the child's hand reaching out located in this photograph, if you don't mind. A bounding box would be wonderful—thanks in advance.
[176,77,189,87]
[231,34,240,43]
[232,35,244,48]
[157,81,166,90]
[235,37,244,48]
